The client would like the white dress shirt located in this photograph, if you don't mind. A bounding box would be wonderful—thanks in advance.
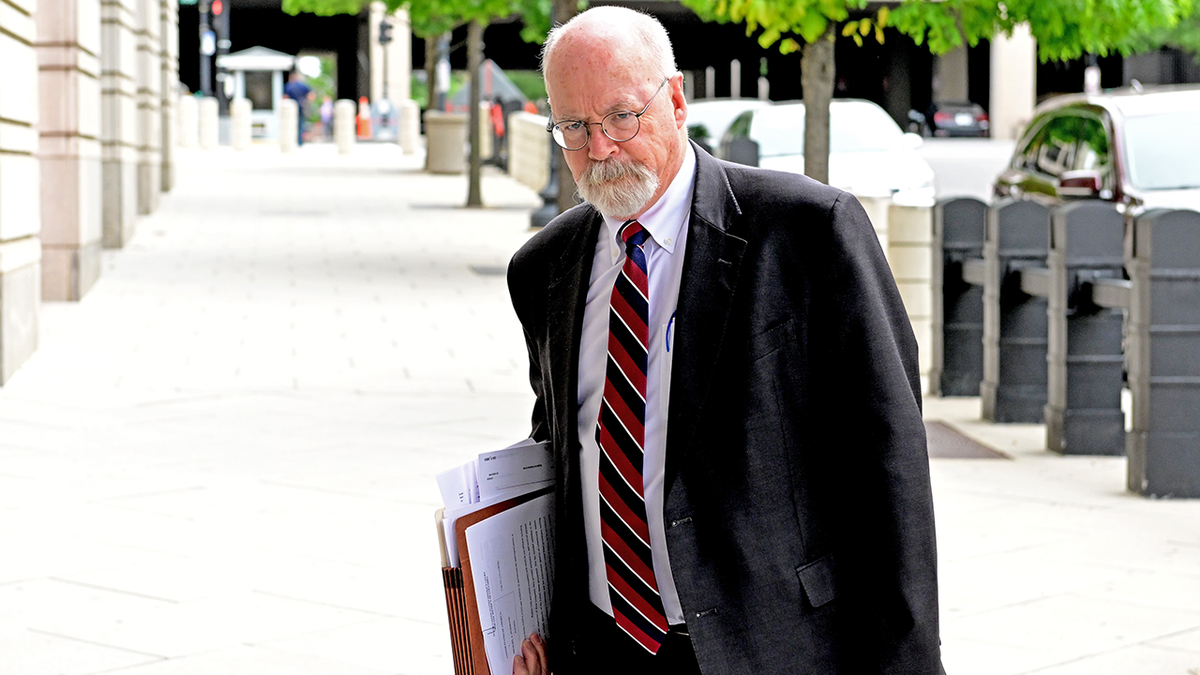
[577,144,696,625]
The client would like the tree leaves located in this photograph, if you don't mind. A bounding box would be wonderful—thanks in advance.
[684,0,1193,61]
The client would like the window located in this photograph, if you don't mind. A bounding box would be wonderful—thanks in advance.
[244,71,274,111]
[1016,110,1112,188]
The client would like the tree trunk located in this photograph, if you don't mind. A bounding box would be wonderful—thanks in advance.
[424,37,437,172]
[425,36,437,115]
[553,0,579,213]
[801,23,836,185]
[466,19,484,207]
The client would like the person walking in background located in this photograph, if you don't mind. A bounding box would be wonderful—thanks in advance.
[319,95,334,141]
[284,71,315,146]
[507,6,944,675]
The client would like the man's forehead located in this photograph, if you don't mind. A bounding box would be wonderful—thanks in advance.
[549,85,646,119]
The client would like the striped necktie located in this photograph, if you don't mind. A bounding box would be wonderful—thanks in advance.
[596,220,669,653]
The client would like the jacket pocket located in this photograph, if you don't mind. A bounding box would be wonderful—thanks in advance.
[796,554,837,608]
[750,317,795,361]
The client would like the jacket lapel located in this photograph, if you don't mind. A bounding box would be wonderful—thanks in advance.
[665,146,748,488]
[542,207,601,617]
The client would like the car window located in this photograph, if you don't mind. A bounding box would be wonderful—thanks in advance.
[747,107,805,157]
[1123,110,1200,191]
[829,103,906,152]
[745,102,906,158]
[1015,112,1111,185]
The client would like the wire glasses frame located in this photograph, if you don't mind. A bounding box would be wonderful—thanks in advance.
[547,77,670,151]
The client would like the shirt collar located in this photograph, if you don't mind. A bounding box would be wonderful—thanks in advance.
[602,143,696,260]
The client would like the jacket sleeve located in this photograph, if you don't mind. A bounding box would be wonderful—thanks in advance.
[507,252,551,444]
[819,193,944,674]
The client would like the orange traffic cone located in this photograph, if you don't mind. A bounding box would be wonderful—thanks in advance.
[357,97,372,140]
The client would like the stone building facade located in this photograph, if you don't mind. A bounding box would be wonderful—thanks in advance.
[0,0,179,383]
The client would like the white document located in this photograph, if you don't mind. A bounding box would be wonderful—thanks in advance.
[465,493,555,675]
[477,440,553,502]
[436,461,479,508]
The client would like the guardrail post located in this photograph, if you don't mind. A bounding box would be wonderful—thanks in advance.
[1045,202,1126,455]
[981,199,1051,422]
[1127,208,1200,498]
[932,197,988,396]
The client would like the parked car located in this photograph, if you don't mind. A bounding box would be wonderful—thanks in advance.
[685,98,771,154]
[993,85,1200,212]
[720,99,936,206]
[927,101,990,137]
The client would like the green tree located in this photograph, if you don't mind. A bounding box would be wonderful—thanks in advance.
[679,0,1193,185]
[283,0,555,207]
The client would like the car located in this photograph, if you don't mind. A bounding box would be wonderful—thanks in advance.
[993,85,1200,212]
[927,101,990,137]
[685,98,772,154]
[719,99,937,206]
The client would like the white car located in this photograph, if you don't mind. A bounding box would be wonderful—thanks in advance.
[994,85,1200,213]
[685,98,771,152]
[720,100,936,206]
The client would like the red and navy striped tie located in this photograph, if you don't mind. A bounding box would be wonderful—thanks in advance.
[597,220,669,653]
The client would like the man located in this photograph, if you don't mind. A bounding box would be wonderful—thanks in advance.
[284,71,314,146]
[507,7,943,674]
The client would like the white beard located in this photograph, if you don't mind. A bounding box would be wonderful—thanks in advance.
[575,158,659,219]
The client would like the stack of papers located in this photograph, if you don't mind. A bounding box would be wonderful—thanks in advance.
[436,438,554,566]
[435,439,555,675]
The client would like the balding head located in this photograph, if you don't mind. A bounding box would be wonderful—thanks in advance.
[541,7,676,85]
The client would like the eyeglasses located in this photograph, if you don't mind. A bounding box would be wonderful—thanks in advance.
[547,78,670,151]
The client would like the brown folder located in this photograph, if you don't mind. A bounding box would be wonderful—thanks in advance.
[438,486,554,675]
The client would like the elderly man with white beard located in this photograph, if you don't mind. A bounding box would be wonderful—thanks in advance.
[505,7,945,675]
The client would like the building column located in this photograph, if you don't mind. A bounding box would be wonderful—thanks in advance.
[101,0,138,247]
[37,0,104,302]
[159,0,177,192]
[0,0,42,383]
[990,24,1037,140]
[135,0,161,214]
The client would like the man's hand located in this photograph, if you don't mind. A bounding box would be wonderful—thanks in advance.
[512,632,549,675]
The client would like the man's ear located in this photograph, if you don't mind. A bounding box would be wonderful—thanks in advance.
[670,74,687,129]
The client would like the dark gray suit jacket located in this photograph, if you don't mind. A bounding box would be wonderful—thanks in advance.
[507,143,943,674]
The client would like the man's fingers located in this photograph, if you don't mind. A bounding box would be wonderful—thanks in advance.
[531,633,549,673]
[513,633,548,675]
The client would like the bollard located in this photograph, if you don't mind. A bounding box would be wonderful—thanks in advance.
[399,99,420,154]
[856,192,891,257]
[230,98,252,151]
[889,202,935,394]
[178,95,198,148]
[932,198,988,396]
[198,97,219,150]
[280,98,298,153]
[334,99,356,154]
[1127,208,1200,498]
[1044,201,1126,455]
[478,101,494,162]
[981,199,1051,423]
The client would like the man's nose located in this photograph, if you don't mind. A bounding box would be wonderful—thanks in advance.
[587,128,620,161]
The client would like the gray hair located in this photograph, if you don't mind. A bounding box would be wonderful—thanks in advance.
[541,7,677,78]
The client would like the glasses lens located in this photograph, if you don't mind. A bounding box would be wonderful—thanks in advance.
[553,123,587,150]
[602,112,640,142]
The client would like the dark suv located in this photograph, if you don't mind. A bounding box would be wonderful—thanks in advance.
[993,85,1200,213]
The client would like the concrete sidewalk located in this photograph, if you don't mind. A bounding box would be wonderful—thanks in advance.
[1,143,1197,675]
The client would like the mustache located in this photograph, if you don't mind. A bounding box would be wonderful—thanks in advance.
[579,158,648,187]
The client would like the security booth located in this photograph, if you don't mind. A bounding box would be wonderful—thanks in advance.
[215,46,297,141]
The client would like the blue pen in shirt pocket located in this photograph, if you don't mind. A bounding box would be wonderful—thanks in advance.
[666,311,676,352]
